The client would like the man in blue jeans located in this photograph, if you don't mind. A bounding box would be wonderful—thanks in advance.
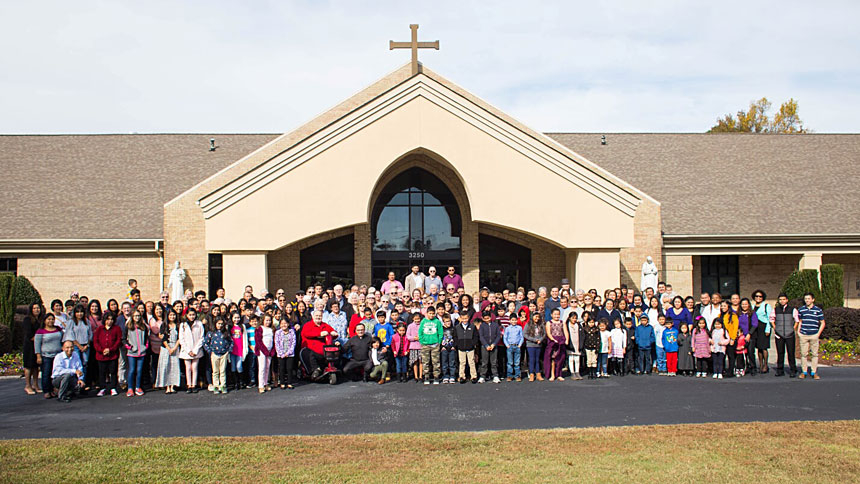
[635,315,655,374]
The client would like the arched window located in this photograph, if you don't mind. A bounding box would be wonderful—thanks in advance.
[371,167,461,286]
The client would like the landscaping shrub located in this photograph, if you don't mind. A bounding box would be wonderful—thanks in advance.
[0,273,14,331]
[0,324,11,356]
[781,269,820,302]
[822,307,860,342]
[12,276,42,308]
[819,264,844,309]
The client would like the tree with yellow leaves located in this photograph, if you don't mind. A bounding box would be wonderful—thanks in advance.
[708,97,808,133]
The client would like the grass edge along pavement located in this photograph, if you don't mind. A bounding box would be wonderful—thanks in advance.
[1,420,858,483]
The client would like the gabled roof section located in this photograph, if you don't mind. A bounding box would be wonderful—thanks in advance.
[197,64,646,219]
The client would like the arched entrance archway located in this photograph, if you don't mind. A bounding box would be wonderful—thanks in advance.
[370,167,461,287]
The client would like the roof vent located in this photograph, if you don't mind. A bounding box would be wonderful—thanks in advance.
[209,138,217,152]
[601,135,607,145]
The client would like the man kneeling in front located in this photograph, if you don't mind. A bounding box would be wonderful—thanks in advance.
[52,341,85,402]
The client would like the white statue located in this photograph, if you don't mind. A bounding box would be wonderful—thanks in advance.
[168,261,187,303]
[640,256,659,293]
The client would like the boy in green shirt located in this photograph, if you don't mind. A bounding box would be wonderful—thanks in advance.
[419,306,443,385]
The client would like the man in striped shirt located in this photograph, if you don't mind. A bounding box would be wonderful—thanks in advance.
[796,292,826,380]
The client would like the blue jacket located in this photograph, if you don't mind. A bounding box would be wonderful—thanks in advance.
[662,327,679,352]
[634,323,655,349]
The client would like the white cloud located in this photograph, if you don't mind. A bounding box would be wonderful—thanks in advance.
[0,0,858,133]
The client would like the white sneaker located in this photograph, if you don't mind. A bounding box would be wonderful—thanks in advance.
[97,389,106,397]
[712,374,718,379]
[492,377,501,383]
[433,380,440,385]
[718,374,723,379]
[478,377,485,383]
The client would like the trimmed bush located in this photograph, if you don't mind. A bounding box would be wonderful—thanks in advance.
[822,307,860,342]
[820,264,844,309]
[12,276,42,308]
[0,273,14,331]
[781,269,820,302]
[0,324,11,356]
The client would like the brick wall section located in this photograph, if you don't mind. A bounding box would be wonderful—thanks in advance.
[354,223,371,286]
[823,254,860,307]
[620,198,662,291]
[477,223,565,290]
[737,254,801,299]
[18,253,161,304]
[663,255,693,297]
[267,226,355,296]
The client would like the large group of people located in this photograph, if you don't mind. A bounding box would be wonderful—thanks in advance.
[20,264,827,403]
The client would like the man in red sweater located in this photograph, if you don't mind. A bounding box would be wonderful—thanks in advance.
[300,310,338,380]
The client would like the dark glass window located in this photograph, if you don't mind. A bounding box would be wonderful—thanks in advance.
[701,255,739,297]
[479,235,530,291]
[301,235,354,290]
[208,254,223,298]
[372,169,460,253]
[0,258,17,275]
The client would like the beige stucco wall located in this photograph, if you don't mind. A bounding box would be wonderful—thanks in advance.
[17,253,161,305]
[204,96,635,253]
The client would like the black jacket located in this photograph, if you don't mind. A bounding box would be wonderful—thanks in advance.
[453,322,479,351]
[343,334,372,361]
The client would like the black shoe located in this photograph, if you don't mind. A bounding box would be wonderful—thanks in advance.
[775,370,784,377]
[186,388,193,394]
[471,378,477,384]
[789,371,797,378]
[459,378,466,384]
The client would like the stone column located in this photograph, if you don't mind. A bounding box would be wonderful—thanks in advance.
[461,221,479,292]
[353,224,372,286]
[573,249,620,291]
[222,251,268,300]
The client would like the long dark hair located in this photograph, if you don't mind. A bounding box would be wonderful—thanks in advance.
[105,298,119,315]
[87,299,103,320]
[26,302,44,325]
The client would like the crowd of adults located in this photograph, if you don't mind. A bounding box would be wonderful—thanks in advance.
[20,264,827,403]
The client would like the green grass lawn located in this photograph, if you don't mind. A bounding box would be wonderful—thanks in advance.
[1,420,858,483]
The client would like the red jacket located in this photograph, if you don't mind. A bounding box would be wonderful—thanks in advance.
[93,324,122,361]
[301,322,335,354]
[391,332,409,357]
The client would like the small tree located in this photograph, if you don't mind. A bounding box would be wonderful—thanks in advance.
[781,269,821,302]
[820,264,845,309]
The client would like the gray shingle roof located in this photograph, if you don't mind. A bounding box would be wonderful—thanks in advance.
[1,132,857,240]
[547,133,860,235]
[0,134,278,239]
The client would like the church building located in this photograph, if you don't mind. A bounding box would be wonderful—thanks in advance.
[2,53,859,306]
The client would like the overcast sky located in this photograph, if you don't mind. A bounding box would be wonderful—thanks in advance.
[2,1,858,134]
